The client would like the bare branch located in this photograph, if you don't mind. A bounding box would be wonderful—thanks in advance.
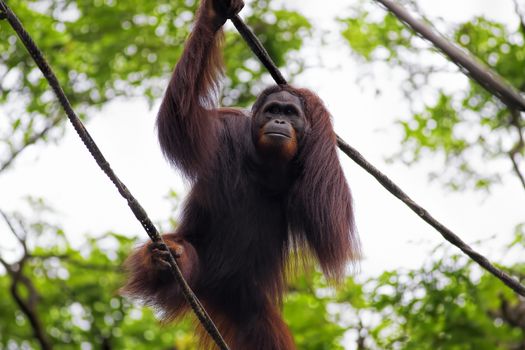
[373,0,525,111]
[0,256,13,272]
[512,0,525,36]
[0,209,28,254]
[509,109,525,191]
[510,110,525,149]
[510,153,525,191]
[356,318,367,350]
[10,270,53,350]
[0,115,62,174]
[1,253,52,350]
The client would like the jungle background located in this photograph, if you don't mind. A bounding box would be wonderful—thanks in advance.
[1,0,525,349]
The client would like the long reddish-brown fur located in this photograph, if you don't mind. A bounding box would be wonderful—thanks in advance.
[122,1,359,349]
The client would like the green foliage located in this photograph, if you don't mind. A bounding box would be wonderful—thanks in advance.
[340,1,525,191]
[2,1,525,349]
[222,4,312,106]
[400,92,467,159]
[384,252,523,349]
[285,274,347,350]
[0,203,351,349]
[0,0,311,170]
[341,9,413,62]
[326,237,525,350]
[0,210,194,349]
[1,205,525,349]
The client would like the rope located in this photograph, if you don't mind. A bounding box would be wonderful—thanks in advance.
[0,2,229,349]
[374,0,525,111]
[2,0,525,340]
[229,14,525,297]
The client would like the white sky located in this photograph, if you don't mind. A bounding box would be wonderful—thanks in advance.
[0,0,524,304]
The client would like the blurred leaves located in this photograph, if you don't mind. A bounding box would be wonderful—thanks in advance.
[0,203,195,349]
[2,211,525,349]
[0,0,311,171]
[0,201,351,349]
[340,0,525,192]
[2,1,525,349]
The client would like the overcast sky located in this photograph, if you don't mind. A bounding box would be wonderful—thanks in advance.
[1,0,524,282]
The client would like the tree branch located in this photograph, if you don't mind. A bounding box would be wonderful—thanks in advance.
[512,0,525,37]
[0,254,52,350]
[10,270,53,350]
[0,210,27,250]
[1,208,52,349]
[28,252,121,272]
[510,153,525,191]
[356,318,367,350]
[374,0,525,111]
[0,114,62,173]
[509,109,525,191]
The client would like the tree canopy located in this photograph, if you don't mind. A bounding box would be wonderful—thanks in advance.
[1,0,524,349]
